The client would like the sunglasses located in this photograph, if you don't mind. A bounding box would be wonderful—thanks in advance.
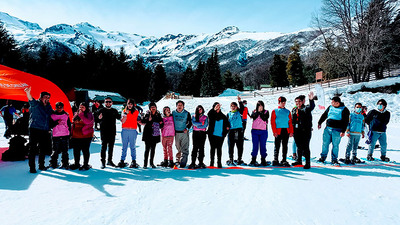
[105,101,112,103]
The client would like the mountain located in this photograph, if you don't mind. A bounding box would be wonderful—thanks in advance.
[0,11,324,74]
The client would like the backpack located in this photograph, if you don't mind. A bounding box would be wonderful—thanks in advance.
[1,135,28,161]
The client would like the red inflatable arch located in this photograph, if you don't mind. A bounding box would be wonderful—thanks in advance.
[0,64,73,120]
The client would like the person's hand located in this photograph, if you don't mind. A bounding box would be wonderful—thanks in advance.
[340,132,345,137]
[289,133,293,137]
[24,87,31,93]
[362,133,365,139]
[273,133,278,138]
[183,128,188,134]
[346,133,350,137]
[98,113,103,120]
[238,96,241,102]
[309,91,314,100]
[318,124,321,130]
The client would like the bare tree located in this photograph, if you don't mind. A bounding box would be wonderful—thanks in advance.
[313,0,398,83]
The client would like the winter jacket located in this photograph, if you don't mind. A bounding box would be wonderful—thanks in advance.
[28,99,53,131]
[142,110,162,143]
[121,108,140,129]
[271,107,293,135]
[318,103,350,132]
[98,107,121,136]
[50,111,71,137]
[227,111,243,129]
[207,109,230,138]
[292,99,315,131]
[250,110,269,130]
[71,112,94,139]
[161,116,175,137]
[172,109,192,132]
[192,114,208,131]
[346,112,365,135]
[366,109,390,132]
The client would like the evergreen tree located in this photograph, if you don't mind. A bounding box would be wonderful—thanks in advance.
[148,64,168,101]
[178,65,195,95]
[286,41,306,86]
[233,73,244,91]
[0,22,21,68]
[193,60,205,97]
[269,54,288,89]
[201,48,223,96]
[222,70,235,89]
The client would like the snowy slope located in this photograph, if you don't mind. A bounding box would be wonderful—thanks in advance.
[0,79,400,225]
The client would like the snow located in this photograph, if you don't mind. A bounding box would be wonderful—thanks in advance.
[1,78,400,225]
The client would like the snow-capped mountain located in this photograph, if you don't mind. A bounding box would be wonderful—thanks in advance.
[0,11,324,74]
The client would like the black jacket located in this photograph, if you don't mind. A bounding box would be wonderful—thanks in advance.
[141,110,162,143]
[318,103,350,133]
[366,109,390,132]
[292,99,315,131]
[207,109,230,138]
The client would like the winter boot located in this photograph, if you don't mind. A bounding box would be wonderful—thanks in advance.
[217,161,223,168]
[248,157,258,167]
[318,157,326,163]
[130,160,139,168]
[380,155,390,162]
[159,159,168,167]
[303,162,311,169]
[260,158,268,166]
[236,159,246,166]
[38,164,48,171]
[331,159,340,166]
[367,154,374,161]
[291,161,302,166]
[117,160,126,168]
[188,163,196,169]
[272,159,280,166]
[69,163,80,170]
[107,160,116,167]
[280,160,290,167]
[351,156,363,164]
[210,159,215,167]
[168,160,174,168]
[226,158,235,166]
[60,163,70,170]
[29,167,37,173]
[344,156,351,164]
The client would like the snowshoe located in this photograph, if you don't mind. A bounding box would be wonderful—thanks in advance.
[79,164,92,171]
[272,160,280,166]
[351,157,364,164]
[129,160,139,168]
[380,155,390,162]
[235,159,247,166]
[339,157,352,164]
[366,155,375,161]
[331,160,340,166]
[260,158,270,166]
[188,164,196,169]
[69,163,80,170]
[317,157,326,163]
[117,160,127,168]
[280,161,290,167]
[248,160,260,167]
[291,161,302,166]
[226,159,235,166]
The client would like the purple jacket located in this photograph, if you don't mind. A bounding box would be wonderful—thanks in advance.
[77,112,94,136]
[192,114,208,132]
[51,113,70,137]
[162,116,175,137]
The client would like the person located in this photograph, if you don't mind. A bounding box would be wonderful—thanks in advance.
[24,87,53,173]
[117,98,141,168]
[365,99,390,161]
[344,103,365,164]
[226,96,245,166]
[1,100,20,138]
[49,102,71,169]
[188,105,209,169]
[271,96,293,167]
[98,97,121,168]
[172,100,192,168]
[317,96,350,165]
[135,104,143,133]
[291,92,315,169]
[248,100,269,167]
[241,100,251,140]
[70,102,94,170]
[207,102,230,168]
[291,141,298,160]
[160,106,175,168]
[91,100,104,130]
[141,102,162,168]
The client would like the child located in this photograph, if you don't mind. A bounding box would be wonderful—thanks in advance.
[344,103,365,164]
[189,105,209,169]
[249,100,269,166]
[226,96,245,165]
[49,102,71,169]
[160,106,175,168]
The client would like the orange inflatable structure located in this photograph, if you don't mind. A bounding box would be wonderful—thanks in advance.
[0,64,73,120]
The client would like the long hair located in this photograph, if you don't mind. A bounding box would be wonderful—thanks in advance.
[256,100,265,112]
[126,98,136,114]
[195,105,205,122]
[80,102,91,117]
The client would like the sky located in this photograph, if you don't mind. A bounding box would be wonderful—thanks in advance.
[0,0,323,37]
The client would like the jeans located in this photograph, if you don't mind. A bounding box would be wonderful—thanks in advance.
[345,134,361,158]
[367,131,387,156]
[121,129,138,161]
[251,129,268,158]
[320,127,342,161]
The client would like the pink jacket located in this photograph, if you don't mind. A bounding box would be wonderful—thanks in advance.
[162,116,175,137]
[51,113,70,137]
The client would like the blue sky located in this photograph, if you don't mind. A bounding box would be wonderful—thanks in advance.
[1,0,323,37]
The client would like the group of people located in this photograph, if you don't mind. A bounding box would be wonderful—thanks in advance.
[21,87,391,174]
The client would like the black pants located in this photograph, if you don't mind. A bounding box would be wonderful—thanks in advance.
[101,134,115,163]
[209,134,224,164]
[72,138,91,166]
[228,128,244,160]
[50,136,69,165]
[28,128,51,169]
[144,141,157,166]
[191,131,207,164]
[294,128,312,163]
[274,128,289,161]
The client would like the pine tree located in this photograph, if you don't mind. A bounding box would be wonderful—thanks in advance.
[0,22,21,68]
[148,64,168,101]
[222,70,235,89]
[286,41,306,86]
[270,54,288,89]
[201,48,223,96]
[193,60,205,97]
[233,73,244,91]
[178,65,195,95]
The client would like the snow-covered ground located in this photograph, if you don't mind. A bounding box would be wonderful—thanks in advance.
[0,79,400,225]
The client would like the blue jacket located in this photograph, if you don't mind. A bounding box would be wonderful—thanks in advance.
[318,103,350,132]
[227,111,243,130]
[346,112,365,135]
[29,99,53,131]
[172,109,192,132]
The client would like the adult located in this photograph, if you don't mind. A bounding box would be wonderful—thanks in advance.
[70,102,94,170]
[317,96,350,165]
[249,100,269,166]
[291,92,315,169]
[141,102,162,168]
[1,100,20,138]
[172,100,192,168]
[189,105,209,169]
[117,98,141,168]
[365,99,390,161]
[271,96,293,167]
[207,102,230,168]
[24,87,53,173]
[98,97,121,168]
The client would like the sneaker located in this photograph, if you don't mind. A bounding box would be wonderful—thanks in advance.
[281,161,290,167]
[79,164,92,171]
[272,160,280,166]
[351,157,363,164]
[69,163,80,170]
[107,161,117,167]
[129,160,139,168]
[188,164,196,169]
[318,157,326,163]
[236,159,247,166]
[344,157,351,164]
[380,155,390,162]
[292,161,302,166]
[367,155,374,161]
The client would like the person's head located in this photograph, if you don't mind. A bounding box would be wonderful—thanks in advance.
[295,95,306,108]
[243,100,247,107]
[79,102,89,114]
[212,102,221,113]
[40,91,51,105]
[163,106,171,117]
[362,106,368,113]
[278,96,286,108]
[176,100,185,112]
[377,99,387,111]
[354,103,362,113]
[104,97,113,108]
[255,100,265,112]
[331,96,341,107]
[195,105,205,121]
[230,102,238,111]
[55,102,64,113]
[126,98,135,110]
[149,102,157,114]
